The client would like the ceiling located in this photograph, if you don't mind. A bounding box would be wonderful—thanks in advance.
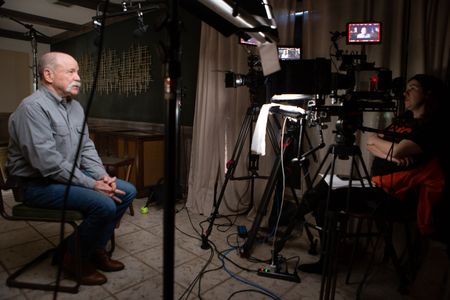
[0,0,156,44]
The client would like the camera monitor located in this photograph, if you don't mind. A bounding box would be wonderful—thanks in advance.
[278,46,301,60]
[347,22,381,44]
[239,37,259,46]
[269,58,331,95]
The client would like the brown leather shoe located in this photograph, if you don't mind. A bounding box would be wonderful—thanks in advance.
[63,252,107,285]
[92,249,125,272]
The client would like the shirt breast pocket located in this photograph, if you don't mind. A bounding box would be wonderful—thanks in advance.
[51,124,69,137]
[51,124,70,153]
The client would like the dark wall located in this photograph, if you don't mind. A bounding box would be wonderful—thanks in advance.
[52,8,200,126]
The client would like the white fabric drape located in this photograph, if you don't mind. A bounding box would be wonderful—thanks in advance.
[186,24,254,216]
[186,1,296,217]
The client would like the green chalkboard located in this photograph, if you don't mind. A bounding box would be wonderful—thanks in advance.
[52,7,200,126]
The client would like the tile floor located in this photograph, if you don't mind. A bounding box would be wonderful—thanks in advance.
[1,190,449,300]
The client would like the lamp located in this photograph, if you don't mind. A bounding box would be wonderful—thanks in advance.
[92,1,158,37]
[133,3,149,37]
[121,1,128,12]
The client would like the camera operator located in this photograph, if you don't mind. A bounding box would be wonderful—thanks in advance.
[295,74,448,274]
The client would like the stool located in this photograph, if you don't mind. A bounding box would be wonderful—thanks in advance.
[351,205,420,298]
[344,211,380,285]
[100,156,135,215]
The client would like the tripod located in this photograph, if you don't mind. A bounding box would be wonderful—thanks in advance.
[240,106,325,259]
[271,114,326,258]
[309,125,373,300]
[201,102,276,249]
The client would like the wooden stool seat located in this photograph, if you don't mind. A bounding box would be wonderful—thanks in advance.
[100,155,135,215]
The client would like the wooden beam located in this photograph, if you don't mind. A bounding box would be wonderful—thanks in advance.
[52,14,134,44]
[0,8,84,31]
[0,28,51,43]
[56,0,123,12]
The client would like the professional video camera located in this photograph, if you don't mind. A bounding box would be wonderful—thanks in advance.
[224,53,268,104]
[268,27,399,147]
[330,53,393,103]
[327,22,399,106]
[225,54,264,90]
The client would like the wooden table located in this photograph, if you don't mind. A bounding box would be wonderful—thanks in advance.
[91,128,164,198]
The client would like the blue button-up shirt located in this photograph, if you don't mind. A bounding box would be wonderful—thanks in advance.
[7,86,107,189]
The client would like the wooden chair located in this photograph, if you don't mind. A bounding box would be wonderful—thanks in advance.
[0,146,83,293]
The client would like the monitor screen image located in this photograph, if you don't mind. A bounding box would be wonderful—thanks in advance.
[347,22,382,44]
[278,47,301,60]
[239,37,259,46]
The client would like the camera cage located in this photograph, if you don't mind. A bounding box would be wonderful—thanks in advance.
[269,43,397,145]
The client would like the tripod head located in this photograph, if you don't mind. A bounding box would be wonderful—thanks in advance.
[334,111,362,146]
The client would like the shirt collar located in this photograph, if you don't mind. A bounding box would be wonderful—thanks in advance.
[39,85,71,107]
[40,85,63,103]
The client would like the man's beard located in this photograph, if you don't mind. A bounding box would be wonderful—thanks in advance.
[65,81,81,95]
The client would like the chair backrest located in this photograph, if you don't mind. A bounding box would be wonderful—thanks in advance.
[0,146,8,185]
[0,146,25,202]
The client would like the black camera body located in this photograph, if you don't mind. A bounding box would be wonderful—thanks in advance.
[331,54,392,99]
[225,70,264,89]
[224,54,267,104]
[225,54,264,90]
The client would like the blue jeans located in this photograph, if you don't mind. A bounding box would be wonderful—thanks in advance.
[23,177,136,259]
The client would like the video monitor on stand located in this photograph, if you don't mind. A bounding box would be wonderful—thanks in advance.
[347,21,382,44]
[277,46,301,61]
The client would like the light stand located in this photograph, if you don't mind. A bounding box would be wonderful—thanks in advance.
[29,28,39,92]
[2,16,48,91]
[90,2,176,298]
[163,1,180,299]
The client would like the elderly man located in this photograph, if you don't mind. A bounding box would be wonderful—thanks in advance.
[7,52,137,285]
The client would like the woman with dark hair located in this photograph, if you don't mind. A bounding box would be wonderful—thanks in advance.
[368,74,446,235]
[295,74,447,273]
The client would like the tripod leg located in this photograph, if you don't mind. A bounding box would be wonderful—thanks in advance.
[201,107,257,249]
[273,162,317,255]
[240,155,282,257]
[273,204,306,255]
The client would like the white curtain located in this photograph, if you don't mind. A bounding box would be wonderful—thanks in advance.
[186,1,296,217]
